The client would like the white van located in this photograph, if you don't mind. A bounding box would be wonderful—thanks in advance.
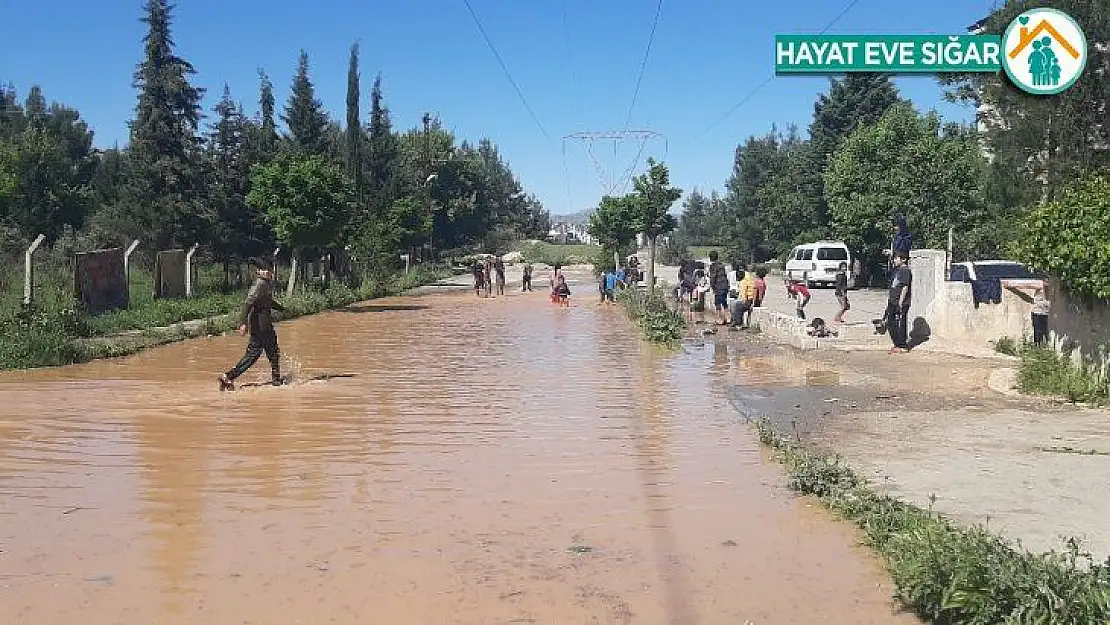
[785,241,853,287]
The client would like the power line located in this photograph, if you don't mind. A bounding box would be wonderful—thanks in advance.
[461,0,554,145]
[624,0,666,129]
[695,0,863,138]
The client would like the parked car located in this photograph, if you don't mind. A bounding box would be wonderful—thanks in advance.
[947,260,1044,289]
[785,241,853,287]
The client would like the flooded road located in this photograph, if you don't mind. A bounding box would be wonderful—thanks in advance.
[0,283,918,624]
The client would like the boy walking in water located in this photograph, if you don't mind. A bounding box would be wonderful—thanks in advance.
[219,258,285,390]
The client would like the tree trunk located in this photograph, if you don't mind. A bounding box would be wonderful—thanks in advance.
[647,235,657,295]
[613,250,620,274]
[286,252,298,297]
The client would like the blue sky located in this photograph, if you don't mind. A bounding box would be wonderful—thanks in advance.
[5,0,997,216]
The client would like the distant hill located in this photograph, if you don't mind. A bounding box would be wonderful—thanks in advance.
[551,209,594,225]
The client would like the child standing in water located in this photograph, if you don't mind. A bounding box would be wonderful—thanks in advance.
[219,258,285,390]
[554,275,571,307]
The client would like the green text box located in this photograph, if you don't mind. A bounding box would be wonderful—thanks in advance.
[774,35,1003,73]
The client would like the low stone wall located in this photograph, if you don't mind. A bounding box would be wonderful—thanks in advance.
[909,249,1033,351]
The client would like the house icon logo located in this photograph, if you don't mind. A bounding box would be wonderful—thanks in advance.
[1001,8,1087,95]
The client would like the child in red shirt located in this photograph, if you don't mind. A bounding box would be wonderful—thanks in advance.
[787,279,811,319]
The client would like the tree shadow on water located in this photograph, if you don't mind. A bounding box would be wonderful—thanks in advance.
[339,304,429,314]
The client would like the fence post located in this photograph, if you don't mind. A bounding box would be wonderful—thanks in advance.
[185,243,199,298]
[401,253,410,274]
[123,239,140,307]
[23,233,46,308]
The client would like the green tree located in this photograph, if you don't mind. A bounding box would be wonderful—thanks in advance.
[248,152,355,252]
[630,158,681,292]
[282,50,329,155]
[208,85,270,279]
[723,135,777,264]
[121,0,207,249]
[938,0,1109,204]
[344,43,363,199]
[246,69,280,164]
[824,103,985,276]
[588,194,638,273]
[1012,171,1110,300]
[365,74,399,220]
[804,74,904,230]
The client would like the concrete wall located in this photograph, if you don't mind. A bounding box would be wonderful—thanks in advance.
[1046,280,1110,369]
[909,249,1033,350]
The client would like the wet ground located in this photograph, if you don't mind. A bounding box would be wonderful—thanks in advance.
[0,278,920,624]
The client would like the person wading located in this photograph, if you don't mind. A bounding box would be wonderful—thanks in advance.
[494,257,506,296]
[219,258,286,390]
[522,263,533,291]
[708,251,731,326]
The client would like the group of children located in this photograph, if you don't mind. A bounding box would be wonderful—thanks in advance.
[676,252,769,329]
[471,257,508,298]
[596,265,630,306]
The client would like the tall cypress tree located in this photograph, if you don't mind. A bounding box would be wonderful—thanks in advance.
[282,50,329,155]
[123,0,207,249]
[345,43,363,197]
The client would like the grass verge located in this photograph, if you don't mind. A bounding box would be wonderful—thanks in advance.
[1017,345,1109,405]
[517,241,596,266]
[0,266,448,371]
[754,418,1110,624]
[617,286,686,345]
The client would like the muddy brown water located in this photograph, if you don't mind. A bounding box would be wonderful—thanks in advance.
[0,284,919,624]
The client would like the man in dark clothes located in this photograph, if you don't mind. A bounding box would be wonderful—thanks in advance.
[522,263,533,291]
[218,258,285,390]
[885,253,912,354]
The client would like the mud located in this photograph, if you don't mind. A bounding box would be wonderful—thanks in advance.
[0,281,917,624]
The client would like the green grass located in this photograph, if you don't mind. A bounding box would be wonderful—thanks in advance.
[0,264,448,371]
[688,246,722,260]
[617,285,686,345]
[516,241,597,266]
[755,418,1110,624]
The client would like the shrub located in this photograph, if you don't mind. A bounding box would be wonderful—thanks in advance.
[617,286,685,344]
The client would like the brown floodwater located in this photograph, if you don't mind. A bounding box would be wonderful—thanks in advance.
[0,282,919,624]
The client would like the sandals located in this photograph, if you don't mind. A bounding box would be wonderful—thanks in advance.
[218,374,235,392]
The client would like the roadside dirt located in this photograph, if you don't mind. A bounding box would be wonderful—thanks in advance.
[709,326,1110,562]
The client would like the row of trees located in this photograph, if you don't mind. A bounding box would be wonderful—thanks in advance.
[672,0,1108,287]
[0,0,549,282]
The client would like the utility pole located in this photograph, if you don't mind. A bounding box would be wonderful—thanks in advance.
[422,112,432,261]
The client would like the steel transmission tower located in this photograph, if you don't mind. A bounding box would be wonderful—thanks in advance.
[562,130,667,200]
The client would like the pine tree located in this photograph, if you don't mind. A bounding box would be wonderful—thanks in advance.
[253,68,280,162]
[123,0,207,249]
[365,74,398,217]
[345,43,363,197]
[209,85,267,269]
[282,50,329,155]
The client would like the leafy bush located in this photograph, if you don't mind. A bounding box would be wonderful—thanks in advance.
[756,419,1110,624]
[1013,171,1110,300]
[617,286,685,344]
